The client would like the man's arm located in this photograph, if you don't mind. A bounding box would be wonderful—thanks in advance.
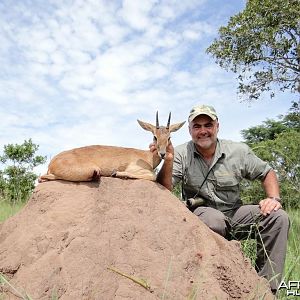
[156,156,173,191]
[259,169,282,216]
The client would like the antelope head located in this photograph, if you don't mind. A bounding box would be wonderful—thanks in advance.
[137,112,185,159]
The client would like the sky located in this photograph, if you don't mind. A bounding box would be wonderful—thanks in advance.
[0,0,293,175]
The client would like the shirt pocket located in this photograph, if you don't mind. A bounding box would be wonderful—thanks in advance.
[187,175,205,187]
[184,175,205,198]
[215,177,239,192]
[214,177,242,210]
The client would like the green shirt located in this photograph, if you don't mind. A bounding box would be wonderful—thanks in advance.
[173,139,272,217]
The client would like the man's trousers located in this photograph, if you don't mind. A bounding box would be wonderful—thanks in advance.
[193,205,290,292]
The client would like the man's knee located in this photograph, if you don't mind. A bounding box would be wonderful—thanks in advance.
[262,209,290,234]
[206,216,228,237]
[194,207,227,237]
[272,209,290,230]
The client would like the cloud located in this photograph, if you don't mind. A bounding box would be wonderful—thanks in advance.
[119,0,155,30]
[0,0,293,174]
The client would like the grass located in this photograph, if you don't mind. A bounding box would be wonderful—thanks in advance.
[241,207,300,299]
[0,198,299,299]
[0,273,33,300]
[0,198,25,222]
[276,208,300,299]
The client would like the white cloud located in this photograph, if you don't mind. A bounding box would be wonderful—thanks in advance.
[0,0,293,175]
[119,0,156,30]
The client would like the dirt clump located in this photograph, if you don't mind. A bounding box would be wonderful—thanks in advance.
[0,178,273,299]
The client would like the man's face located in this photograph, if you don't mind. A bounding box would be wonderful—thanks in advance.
[188,114,219,151]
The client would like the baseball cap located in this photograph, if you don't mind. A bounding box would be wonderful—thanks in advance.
[188,104,218,122]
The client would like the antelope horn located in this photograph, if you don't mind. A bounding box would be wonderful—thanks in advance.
[166,112,171,129]
[156,111,159,129]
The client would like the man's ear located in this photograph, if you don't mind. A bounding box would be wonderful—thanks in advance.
[188,124,192,135]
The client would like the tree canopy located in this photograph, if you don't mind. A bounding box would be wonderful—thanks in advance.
[0,139,46,204]
[240,101,300,208]
[207,0,300,100]
[241,100,300,143]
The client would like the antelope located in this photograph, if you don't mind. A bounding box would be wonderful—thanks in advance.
[39,112,185,182]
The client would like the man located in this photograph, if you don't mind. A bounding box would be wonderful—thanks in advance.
[154,104,289,294]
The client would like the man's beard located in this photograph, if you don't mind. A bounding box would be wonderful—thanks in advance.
[194,136,216,150]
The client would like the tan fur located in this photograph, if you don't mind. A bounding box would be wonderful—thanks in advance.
[39,113,185,182]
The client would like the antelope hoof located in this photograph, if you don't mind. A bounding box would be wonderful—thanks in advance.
[111,170,117,177]
[38,177,47,183]
[92,170,101,181]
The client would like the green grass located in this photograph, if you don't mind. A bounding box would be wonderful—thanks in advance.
[0,199,299,299]
[276,208,300,299]
[0,198,25,222]
[241,208,300,299]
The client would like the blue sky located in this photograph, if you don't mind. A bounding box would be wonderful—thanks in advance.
[0,0,293,175]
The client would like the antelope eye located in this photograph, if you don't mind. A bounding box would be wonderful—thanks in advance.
[153,136,157,141]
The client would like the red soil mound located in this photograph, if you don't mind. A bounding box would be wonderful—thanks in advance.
[0,178,273,299]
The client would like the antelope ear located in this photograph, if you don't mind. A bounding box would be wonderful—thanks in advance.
[137,120,156,133]
[169,121,185,133]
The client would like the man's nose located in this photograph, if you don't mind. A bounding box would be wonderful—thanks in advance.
[198,127,208,134]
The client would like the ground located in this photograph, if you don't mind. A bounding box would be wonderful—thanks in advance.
[0,178,273,299]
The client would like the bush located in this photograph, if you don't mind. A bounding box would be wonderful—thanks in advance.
[241,130,300,209]
[0,139,46,204]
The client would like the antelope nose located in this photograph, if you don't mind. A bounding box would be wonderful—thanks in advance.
[160,153,166,159]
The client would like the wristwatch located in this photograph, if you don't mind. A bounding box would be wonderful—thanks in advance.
[268,197,281,202]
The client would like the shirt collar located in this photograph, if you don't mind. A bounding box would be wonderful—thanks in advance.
[192,139,226,161]
[215,139,226,160]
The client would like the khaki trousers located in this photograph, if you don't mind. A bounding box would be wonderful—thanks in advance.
[193,205,290,292]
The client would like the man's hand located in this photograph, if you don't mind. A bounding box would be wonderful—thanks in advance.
[164,141,174,161]
[149,141,174,161]
[259,197,282,216]
[260,170,282,216]
[149,142,157,154]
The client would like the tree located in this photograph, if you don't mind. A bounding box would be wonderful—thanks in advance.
[241,100,300,143]
[240,103,300,208]
[0,139,46,204]
[241,119,288,144]
[249,130,299,207]
[206,0,300,100]
[281,99,300,130]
